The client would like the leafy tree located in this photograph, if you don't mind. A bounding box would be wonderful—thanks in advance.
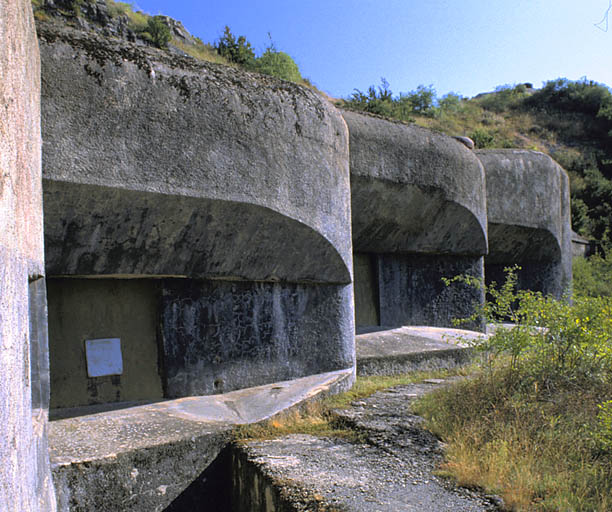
[146,16,171,48]
[216,26,255,68]
[399,84,436,115]
[437,92,462,113]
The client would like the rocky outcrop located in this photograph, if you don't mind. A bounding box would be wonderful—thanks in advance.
[0,1,56,510]
[476,149,572,297]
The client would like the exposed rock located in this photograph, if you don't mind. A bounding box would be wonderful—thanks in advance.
[453,135,475,149]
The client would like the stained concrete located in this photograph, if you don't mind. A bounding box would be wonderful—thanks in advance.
[38,19,356,401]
[343,110,488,330]
[476,149,572,297]
[342,110,487,256]
[161,279,354,397]
[49,369,353,511]
[38,22,352,283]
[356,325,482,375]
[0,0,56,509]
[377,253,484,330]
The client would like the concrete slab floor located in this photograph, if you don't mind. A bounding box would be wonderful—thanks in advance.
[235,379,501,511]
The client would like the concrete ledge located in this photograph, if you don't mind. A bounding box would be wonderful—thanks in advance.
[356,326,484,376]
[49,369,353,511]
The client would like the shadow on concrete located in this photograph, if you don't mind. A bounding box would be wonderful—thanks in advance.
[163,446,232,511]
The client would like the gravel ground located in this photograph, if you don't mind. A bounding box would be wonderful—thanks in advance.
[237,379,503,511]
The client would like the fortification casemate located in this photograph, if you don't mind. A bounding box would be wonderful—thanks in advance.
[38,21,355,411]
[476,149,572,298]
[342,110,488,330]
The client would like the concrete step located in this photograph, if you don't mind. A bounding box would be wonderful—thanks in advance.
[356,325,486,375]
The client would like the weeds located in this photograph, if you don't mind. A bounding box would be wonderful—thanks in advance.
[416,268,612,510]
[233,369,462,442]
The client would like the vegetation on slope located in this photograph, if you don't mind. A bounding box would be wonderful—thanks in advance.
[342,78,612,248]
[32,0,310,87]
[414,269,612,511]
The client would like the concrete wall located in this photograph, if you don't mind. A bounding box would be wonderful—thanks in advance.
[476,149,572,297]
[39,21,355,403]
[343,110,487,329]
[161,280,353,397]
[0,0,56,509]
[47,279,163,409]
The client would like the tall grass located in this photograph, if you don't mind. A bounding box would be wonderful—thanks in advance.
[414,269,612,511]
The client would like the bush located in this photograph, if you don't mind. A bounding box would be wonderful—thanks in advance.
[477,84,528,113]
[254,49,302,82]
[469,128,495,148]
[573,253,612,298]
[449,266,612,387]
[418,268,612,509]
[146,16,171,48]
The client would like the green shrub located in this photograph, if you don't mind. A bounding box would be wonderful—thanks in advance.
[255,49,302,82]
[573,253,612,297]
[145,16,171,48]
[469,127,495,148]
[477,84,528,113]
[421,267,612,509]
[448,266,612,387]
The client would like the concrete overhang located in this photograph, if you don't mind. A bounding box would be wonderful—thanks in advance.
[38,22,352,284]
[342,110,488,256]
[476,149,570,264]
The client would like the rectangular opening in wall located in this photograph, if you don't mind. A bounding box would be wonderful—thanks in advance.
[353,253,380,329]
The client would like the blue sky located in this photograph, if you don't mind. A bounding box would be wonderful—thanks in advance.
[131,1,612,100]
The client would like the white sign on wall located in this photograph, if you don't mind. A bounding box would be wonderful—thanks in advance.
[85,338,123,377]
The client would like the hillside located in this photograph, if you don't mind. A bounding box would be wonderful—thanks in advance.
[32,0,313,87]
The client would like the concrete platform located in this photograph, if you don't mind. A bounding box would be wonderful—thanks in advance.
[49,369,353,511]
[356,325,486,376]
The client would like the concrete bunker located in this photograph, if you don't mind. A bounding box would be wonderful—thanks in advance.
[39,23,355,412]
[342,110,488,330]
[476,149,572,297]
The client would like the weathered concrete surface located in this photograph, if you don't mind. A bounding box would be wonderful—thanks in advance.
[0,0,56,509]
[356,326,482,376]
[476,149,572,297]
[47,278,163,409]
[49,370,352,511]
[343,110,487,329]
[38,20,356,400]
[343,110,487,256]
[161,280,355,397]
[377,254,484,330]
[234,381,500,511]
[39,21,352,284]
